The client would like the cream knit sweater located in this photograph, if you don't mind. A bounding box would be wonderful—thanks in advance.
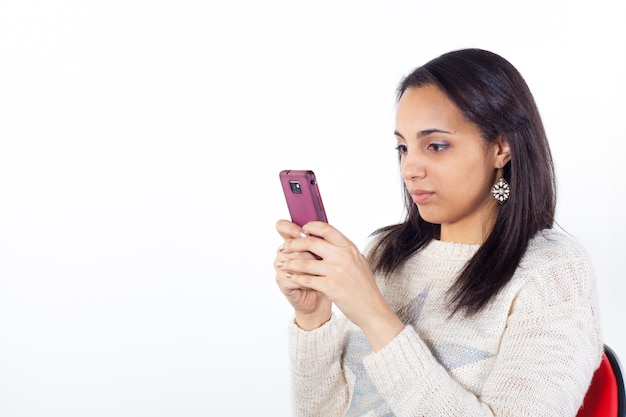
[288,228,603,417]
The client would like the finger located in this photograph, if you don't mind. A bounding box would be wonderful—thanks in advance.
[275,270,305,291]
[276,219,305,240]
[281,232,332,260]
[275,266,322,296]
[274,252,319,282]
[301,221,352,247]
[277,257,328,280]
[283,271,328,295]
[276,244,319,263]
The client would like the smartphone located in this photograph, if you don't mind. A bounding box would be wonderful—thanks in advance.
[279,170,328,227]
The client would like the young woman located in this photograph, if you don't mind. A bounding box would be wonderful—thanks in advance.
[273,48,602,417]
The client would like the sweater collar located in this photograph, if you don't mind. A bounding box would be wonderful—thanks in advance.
[421,238,481,261]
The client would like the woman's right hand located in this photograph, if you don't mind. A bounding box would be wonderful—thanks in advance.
[274,219,332,330]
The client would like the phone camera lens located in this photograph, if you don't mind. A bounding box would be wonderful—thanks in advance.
[290,181,302,194]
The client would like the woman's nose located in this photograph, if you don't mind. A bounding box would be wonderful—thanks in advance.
[401,149,426,181]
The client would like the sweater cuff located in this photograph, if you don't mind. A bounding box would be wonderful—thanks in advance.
[362,325,438,399]
[289,313,345,367]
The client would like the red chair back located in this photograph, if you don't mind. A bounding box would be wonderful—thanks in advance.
[577,345,624,417]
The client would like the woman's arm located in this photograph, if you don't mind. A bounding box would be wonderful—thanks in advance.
[289,314,350,417]
[364,298,601,417]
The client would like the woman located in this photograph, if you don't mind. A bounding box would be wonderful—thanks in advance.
[274,48,602,417]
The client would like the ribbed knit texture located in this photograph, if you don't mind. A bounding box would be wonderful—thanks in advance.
[288,228,603,417]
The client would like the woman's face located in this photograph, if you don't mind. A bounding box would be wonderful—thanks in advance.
[395,85,510,243]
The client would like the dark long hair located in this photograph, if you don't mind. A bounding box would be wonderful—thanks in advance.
[369,48,556,315]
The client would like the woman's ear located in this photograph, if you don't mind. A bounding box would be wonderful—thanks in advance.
[494,136,512,168]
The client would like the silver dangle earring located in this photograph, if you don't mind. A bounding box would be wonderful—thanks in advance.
[491,177,510,204]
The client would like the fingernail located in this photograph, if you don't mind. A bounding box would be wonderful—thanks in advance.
[285,272,293,279]
[277,261,284,268]
[278,244,284,252]
[298,231,308,238]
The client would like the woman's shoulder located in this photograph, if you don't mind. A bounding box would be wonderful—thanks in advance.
[510,227,597,311]
[523,227,593,266]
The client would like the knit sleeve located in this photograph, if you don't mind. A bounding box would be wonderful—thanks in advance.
[289,313,350,417]
[361,235,603,417]
[479,237,604,416]
[480,298,601,416]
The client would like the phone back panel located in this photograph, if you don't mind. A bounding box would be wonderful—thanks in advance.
[279,170,328,226]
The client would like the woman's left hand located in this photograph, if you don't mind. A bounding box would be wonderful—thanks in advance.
[277,221,405,351]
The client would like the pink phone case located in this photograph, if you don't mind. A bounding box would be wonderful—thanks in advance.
[280,170,328,227]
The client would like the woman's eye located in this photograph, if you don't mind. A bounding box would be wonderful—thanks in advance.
[395,144,408,154]
[428,142,449,152]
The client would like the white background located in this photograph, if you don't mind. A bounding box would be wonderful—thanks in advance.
[1,1,624,416]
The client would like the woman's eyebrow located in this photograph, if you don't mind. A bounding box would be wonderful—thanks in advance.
[417,128,454,137]
[394,128,454,139]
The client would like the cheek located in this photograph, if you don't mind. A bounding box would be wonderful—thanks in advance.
[442,162,492,199]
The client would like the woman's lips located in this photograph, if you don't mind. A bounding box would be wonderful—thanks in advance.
[410,189,434,204]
